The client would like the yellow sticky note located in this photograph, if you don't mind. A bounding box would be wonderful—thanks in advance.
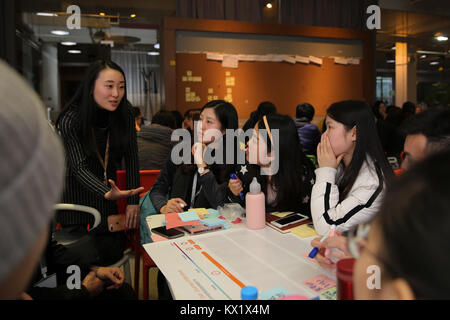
[290,225,318,238]
[189,208,210,216]
[185,87,190,92]
[187,71,192,76]
[188,76,193,82]
[182,76,187,82]
[208,96,213,101]
[272,212,293,218]
[198,76,202,82]
[213,95,218,100]
[225,71,231,76]
[227,88,232,93]
[170,60,176,66]
[208,88,213,94]
[195,97,201,102]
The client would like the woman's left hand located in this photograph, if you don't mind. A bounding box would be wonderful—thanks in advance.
[317,133,344,169]
[125,204,140,230]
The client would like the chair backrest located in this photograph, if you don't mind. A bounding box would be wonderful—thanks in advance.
[116,170,161,214]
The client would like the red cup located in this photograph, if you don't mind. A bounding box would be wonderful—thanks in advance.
[337,258,356,300]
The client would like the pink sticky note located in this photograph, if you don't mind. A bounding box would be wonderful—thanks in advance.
[301,275,336,293]
[165,212,202,229]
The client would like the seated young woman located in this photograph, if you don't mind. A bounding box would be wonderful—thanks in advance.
[149,100,239,213]
[310,100,394,236]
[227,113,316,217]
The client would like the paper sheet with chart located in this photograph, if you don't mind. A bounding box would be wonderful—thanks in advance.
[143,227,337,300]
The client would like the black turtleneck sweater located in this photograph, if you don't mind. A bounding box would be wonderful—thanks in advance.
[57,105,140,233]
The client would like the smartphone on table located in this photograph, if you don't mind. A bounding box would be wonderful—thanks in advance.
[151,226,185,239]
[270,213,309,228]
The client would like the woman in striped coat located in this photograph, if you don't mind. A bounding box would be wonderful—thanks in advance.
[56,60,143,266]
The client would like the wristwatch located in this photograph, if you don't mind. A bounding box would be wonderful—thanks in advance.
[198,165,208,175]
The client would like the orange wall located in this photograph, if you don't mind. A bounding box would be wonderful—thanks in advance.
[176,53,365,119]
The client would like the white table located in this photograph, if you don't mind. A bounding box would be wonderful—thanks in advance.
[144,215,336,300]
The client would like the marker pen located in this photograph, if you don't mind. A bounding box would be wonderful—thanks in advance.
[230,173,245,201]
[308,224,336,259]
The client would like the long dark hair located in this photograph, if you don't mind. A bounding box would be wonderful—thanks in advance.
[326,100,394,200]
[374,150,450,299]
[257,113,315,210]
[56,60,130,157]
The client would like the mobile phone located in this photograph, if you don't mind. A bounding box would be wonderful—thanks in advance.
[270,213,308,228]
[151,226,185,239]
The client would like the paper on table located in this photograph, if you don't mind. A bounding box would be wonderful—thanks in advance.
[206,52,223,61]
[282,55,296,64]
[290,224,318,238]
[165,212,202,229]
[222,55,238,68]
[348,58,360,65]
[260,286,292,300]
[301,275,336,293]
[320,287,337,300]
[188,208,210,216]
[309,56,323,65]
[201,217,227,227]
[178,211,201,222]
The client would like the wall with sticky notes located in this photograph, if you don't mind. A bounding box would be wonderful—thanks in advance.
[163,17,374,120]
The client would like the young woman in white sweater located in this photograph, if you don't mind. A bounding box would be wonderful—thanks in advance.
[311,100,394,236]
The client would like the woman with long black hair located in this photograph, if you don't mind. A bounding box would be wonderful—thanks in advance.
[56,60,143,266]
[311,100,394,236]
[228,113,316,216]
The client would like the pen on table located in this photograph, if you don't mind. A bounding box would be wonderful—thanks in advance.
[324,225,336,258]
[230,173,245,201]
[308,224,336,259]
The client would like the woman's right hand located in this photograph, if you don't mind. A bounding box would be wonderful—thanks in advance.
[160,198,187,214]
[228,178,243,197]
[104,179,144,201]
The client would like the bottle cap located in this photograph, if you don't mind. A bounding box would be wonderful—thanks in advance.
[249,177,261,194]
[241,286,258,300]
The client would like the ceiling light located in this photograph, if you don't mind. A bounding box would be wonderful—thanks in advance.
[391,46,396,50]
[420,55,426,59]
[61,42,77,46]
[68,50,81,54]
[266,3,273,8]
[147,52,159,56]
[387,60,395,63]
[130,14,136,18]
[99,12,106,16]
[436,36,448,41]
[154,43,160,49]
[430,61,439,65]
[36,12,58,17]
[51,30,69,36]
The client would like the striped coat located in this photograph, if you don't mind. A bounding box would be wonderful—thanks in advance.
[57,107,140,232]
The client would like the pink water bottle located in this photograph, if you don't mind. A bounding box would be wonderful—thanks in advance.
[245,177,265,230]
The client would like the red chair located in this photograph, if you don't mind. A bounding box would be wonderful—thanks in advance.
[116,170,160,299]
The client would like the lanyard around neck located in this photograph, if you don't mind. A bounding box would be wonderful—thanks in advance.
[93,130,110,184]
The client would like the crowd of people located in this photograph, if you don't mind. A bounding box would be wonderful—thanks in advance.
[1,58,450,300]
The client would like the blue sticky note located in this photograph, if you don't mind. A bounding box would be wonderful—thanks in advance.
[201,217,226,227]
[260,286,292,300]
[178,211,201,222]
[205,209,220,217]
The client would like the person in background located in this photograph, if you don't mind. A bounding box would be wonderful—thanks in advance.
[310,100,394,236]
[401,101,416,121]
[242,101,277,132]
[182,108,201,134]
[0,60,65,299]
[294,103,322,155]
[353,150,450,299]
[55,60,143,266]
[137,110,177,170]
[171,110,183,129]
[373,102,404,162]
[372,100,388,122]
[133,106,143,132]
[228,113,316,216]
[400,107,450,170]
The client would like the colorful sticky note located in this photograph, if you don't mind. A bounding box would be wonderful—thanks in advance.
[178,211,201,222]
[165,212,202,229]
[301,275,336,293]
[206,209,220,217]
[320,287,337,300]
[260,286,292,300]
[208,88,213,94]
[201,217,227,227]
[189,208,210,216]
[187,71,192,76]
[290,224,318,238]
